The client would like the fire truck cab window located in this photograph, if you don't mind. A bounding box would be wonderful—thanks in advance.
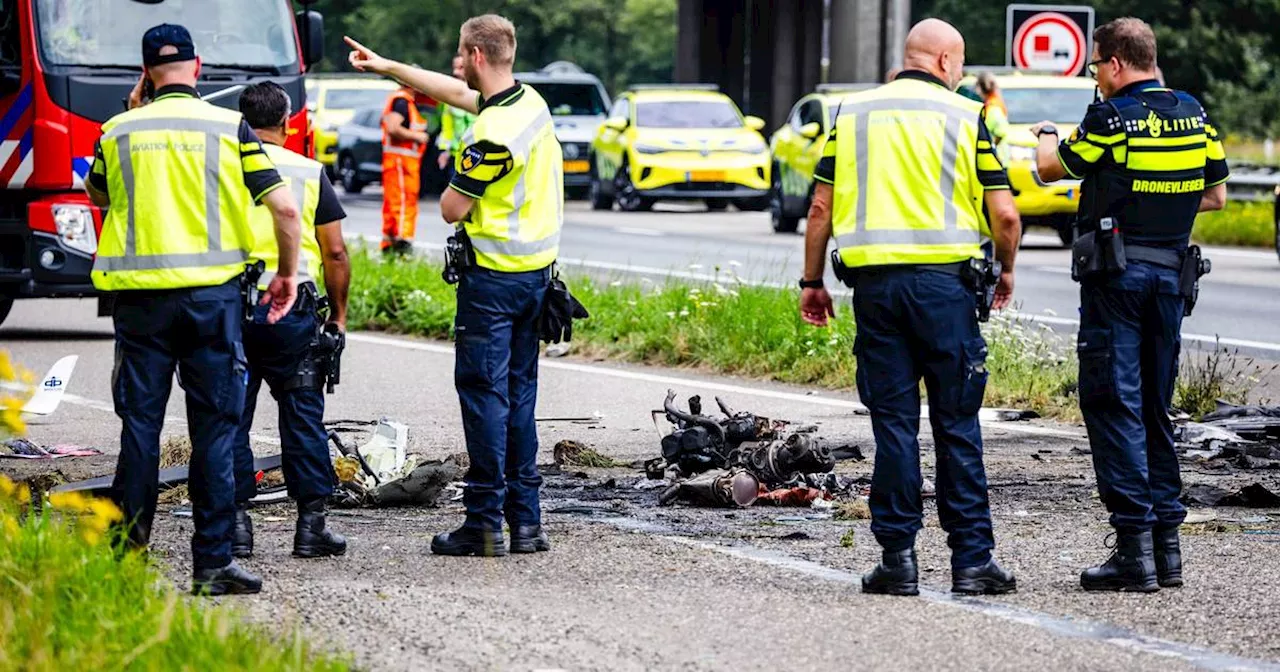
[1,0,21,71]
[35,0,299,70]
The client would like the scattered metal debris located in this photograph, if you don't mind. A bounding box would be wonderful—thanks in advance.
[1181,483,1280,508]
[659,469,760,507]
[649,390,859,509]
[1,439,103,459]
[54,454,284,496]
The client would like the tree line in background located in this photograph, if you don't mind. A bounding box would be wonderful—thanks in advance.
[298,0,1280,141]
[300,0,676,99]
[915,0,1280,140]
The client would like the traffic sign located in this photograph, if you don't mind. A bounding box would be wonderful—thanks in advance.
[1006,4,1095,76]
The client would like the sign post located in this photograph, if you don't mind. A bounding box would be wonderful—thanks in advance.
[1006,4,1095,76]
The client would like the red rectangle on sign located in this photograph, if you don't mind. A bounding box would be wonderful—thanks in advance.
[1034,35,1050,52]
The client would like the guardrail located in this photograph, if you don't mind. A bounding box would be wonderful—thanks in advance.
[1226,162,1280,201]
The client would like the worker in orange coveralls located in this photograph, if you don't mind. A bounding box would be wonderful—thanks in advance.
[380,83,429,253]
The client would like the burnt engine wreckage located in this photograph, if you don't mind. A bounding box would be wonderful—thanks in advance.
[650,390,857,508]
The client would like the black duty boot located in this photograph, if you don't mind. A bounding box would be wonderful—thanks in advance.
[1153,526,1183,588]
[232,507,254,559]
[1081,531,1159,593]
[431,526,507,557]
[293,499,347,558]
[510,525,551,554]
[861,549,919,596]
[952,558,1017,595]
[192,561,263,596]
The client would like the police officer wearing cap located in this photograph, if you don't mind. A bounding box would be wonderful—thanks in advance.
[85,24,303,596]
[1032,17,1229,593]
[345,14,561,557]
[800,19,1023,596]
[230,82,351,561]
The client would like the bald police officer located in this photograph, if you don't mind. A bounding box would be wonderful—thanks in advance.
[801,19,1023,596]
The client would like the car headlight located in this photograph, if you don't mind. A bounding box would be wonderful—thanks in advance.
[1009,144,1037,162]
[740,139,768,155]
[634,143,667,154]
[53,204,97,255]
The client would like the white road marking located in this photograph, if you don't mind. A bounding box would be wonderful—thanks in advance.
[614,226,664,237]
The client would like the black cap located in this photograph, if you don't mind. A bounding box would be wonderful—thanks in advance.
[142,24,197,67]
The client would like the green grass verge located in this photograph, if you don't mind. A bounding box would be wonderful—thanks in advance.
[0,484,350,671]
[1192,200,1275,248]
[349,252,1080,419]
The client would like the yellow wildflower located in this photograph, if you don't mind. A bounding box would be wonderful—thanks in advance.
[89,498,124,524]
[0,351,15,381]
[2,516,18,538]
[49,491,91,514]
[0,475,14,499]
[1,407,25,435]
[15,482,30,506]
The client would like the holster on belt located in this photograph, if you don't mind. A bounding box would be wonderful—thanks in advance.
[239,260,266,323]
[442,228,476,285]
[1178,245,1211,317]
[830,249,856,288]
[960,257,1002,323]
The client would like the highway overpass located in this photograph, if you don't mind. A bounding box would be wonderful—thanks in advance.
[675,0,912,130]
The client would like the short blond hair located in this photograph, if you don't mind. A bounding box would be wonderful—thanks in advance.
[461,14,516,68]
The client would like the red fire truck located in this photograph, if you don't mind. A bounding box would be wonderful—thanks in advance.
[0,0,324,326]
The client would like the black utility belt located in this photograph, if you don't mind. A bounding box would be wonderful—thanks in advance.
[830,253,1001,322]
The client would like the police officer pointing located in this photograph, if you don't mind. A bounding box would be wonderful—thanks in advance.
[231,82,351,561]
[1032,18,1228,593]
[84,25,303,595]
[345,14,562,557]
[801,19,1023,596]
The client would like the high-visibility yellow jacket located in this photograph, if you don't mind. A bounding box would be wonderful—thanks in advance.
[814,74,1009,268]
[249,143,325,291]
[450,84,563,273]
[90,91,277,291]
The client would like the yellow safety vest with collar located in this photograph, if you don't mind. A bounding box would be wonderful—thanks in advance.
[92,97,259,290]
[830,78,991,268]
[249,143,325,291]
[458,85,563,273]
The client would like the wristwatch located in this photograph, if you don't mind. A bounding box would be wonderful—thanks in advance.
[799,278,824,290]
[1036,124,1059,138]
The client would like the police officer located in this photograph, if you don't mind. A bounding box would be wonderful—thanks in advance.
[84,24,302,595]
[230,82,351,560]
[1032,17,1229,592]
[800,19,1023,596]
[345,14,561,557]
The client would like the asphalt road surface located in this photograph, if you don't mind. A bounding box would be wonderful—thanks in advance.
[3,300,1279,670]
[341,188,1280,358]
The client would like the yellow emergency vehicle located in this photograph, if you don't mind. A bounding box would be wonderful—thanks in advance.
[305,75,397,177]
[589,85,771,212]
[768,83,876,233]
[958,70,1098,245]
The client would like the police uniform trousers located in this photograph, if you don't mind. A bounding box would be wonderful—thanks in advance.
[454,265,550,532]
[852,264,995,569]
[1077,260,1186,533]
[232,290,333,507]
[110,280,246,570]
